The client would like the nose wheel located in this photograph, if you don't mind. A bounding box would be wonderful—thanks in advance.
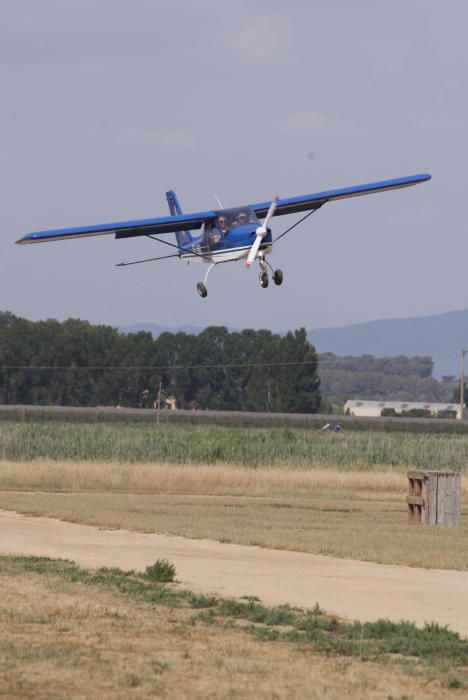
[273,269,283,286]
[258,257,283,289]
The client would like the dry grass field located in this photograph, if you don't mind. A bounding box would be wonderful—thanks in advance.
[0,460,466,570]
[2,423,467,697]
[1,555,467,699]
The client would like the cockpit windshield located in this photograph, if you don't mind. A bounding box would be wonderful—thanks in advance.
[201,206,260,253]
[213,206,259,232]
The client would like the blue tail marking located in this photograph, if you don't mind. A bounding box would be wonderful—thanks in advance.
[166,190,193,249]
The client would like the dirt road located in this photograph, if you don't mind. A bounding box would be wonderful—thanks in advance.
[1,509,467,637]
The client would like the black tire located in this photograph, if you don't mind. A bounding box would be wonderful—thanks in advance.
[197,282,208,298]
[259,272,269,288]
[273,269,283,286]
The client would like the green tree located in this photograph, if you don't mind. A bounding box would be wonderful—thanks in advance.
[0,313,322,413]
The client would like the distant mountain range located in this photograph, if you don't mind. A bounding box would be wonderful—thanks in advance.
[120,309,468,378]
[309,310,468,378]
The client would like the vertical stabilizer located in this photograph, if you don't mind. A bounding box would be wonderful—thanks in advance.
[166,190,193,248]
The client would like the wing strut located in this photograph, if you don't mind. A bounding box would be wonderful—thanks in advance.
[146,234,213,262]
[116,253,181,267]
[273,206,321,243]
[115,233,215,267]
[116,232,214,268]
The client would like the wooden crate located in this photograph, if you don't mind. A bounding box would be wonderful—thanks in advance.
[407,471,461,525]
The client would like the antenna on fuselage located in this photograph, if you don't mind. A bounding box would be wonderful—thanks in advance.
[214,193,224,208]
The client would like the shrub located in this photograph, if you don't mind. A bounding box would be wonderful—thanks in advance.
[144,559,176,583]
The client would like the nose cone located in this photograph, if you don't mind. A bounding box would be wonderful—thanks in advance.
[255,226,272,241]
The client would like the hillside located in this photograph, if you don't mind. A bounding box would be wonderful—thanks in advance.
[120,309,468,378]
[309,310,468,378]
[318,353,454,404]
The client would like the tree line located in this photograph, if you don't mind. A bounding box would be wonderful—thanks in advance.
[319,353,455,404]
[0,312,321,412]
[1,311,453,411]
[318,353,433,378]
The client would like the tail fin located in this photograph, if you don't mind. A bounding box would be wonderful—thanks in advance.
[166,190,193,249]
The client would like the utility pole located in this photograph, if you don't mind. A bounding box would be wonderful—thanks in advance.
[460,348,467,420]
[156,381,162,425]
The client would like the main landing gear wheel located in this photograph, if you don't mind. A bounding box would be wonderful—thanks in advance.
[259,272,269,288]
[197,262,216,298]
[197,282,208,298]
[273,269,283,286]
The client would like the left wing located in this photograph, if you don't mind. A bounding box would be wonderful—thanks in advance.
[16,210,216,245]
[250,173,431,218]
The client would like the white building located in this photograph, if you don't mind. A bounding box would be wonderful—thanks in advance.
[344,400,463,420]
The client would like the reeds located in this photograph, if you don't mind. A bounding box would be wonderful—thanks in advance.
[1,422,468,471]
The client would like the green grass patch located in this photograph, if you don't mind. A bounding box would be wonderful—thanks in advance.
[3,554,468,673]
[2,421,468,470]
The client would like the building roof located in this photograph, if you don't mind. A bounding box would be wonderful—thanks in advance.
[344,400,459,411]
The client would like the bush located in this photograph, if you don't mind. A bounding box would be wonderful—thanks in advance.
[144,559,176,583]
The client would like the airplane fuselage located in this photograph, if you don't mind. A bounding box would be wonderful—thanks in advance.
[180,222,273,264]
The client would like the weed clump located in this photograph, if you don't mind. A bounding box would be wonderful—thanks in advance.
[144,559,176,583]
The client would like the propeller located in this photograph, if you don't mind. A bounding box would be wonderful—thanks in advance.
[245,196,279,268]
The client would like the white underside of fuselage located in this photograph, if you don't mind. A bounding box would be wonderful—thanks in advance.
[180,244,272,264]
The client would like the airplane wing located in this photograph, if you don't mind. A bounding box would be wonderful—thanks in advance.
[250,173,431,218]
[16,173,431,245]
[16,209,216,245]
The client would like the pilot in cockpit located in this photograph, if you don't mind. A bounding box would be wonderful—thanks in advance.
[209,215,228,245]
[217,215,229,235]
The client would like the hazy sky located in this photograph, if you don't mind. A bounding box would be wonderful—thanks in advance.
[1,0,466,332]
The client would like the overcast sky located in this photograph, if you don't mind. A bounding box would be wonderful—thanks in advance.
[1,0,466,332]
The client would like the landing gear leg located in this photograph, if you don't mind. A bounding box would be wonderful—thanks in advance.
[197,263,216,298]
[258,256,269,288]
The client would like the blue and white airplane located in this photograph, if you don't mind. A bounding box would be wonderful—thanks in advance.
[16,173,431,298]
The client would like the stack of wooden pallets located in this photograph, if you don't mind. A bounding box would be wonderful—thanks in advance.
[407,470,461,526]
